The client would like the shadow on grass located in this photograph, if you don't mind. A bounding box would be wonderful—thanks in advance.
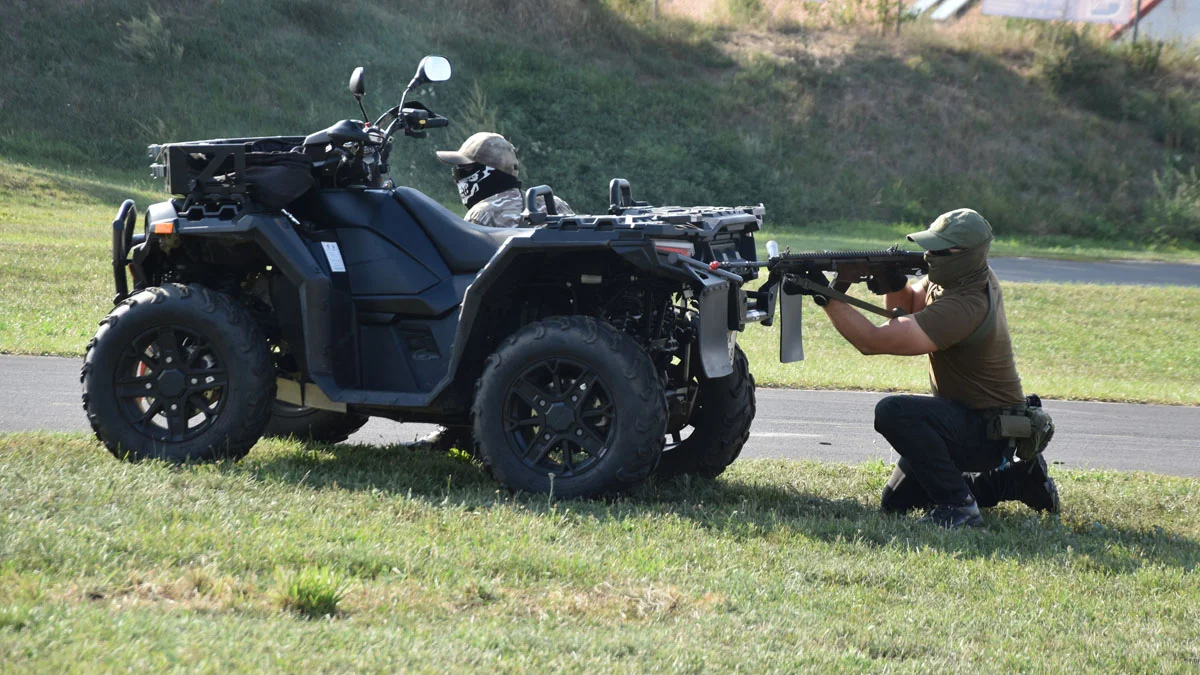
[241,441,1200,575]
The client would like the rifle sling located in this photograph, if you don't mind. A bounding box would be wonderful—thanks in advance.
[787,277,903,319]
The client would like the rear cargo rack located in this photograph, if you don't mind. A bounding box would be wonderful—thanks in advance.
[526,178,764,234]
[148,136,306,206]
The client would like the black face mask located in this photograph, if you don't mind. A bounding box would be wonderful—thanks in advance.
[453,163,521,208]
[925,242,991,289]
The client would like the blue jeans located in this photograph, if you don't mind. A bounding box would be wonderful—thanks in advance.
[874,394,1021,510]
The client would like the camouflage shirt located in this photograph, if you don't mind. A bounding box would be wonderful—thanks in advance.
[464,188,573,228]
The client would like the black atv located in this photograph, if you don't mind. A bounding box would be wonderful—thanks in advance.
[84,56,775,497]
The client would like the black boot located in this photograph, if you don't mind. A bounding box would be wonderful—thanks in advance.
[880,460,934,514]
[1018,455,1060,514]
[919,494,984,529]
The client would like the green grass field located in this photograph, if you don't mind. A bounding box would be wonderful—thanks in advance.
[1,432,1197,671]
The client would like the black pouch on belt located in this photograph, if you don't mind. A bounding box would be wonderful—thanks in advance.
[1020,397,1055,461]
[989,414,1032,441]
[985,396,1055,462]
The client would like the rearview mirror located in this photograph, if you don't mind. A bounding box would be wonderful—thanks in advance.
[416,56,451,84]
[349,67,365,97]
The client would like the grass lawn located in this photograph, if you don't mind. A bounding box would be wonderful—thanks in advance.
[1,432,1198,671]
[0,162,161,357]
[2,159,1198,404]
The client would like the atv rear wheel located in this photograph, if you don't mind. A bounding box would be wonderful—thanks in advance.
[655,345,755,479]
[472,316,666,498]
[81,284,274,463]
[262,401,368,443]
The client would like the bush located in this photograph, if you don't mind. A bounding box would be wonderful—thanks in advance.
[726,0,766,23]
[1032,25,1126,119]
[1117,39,1165,76]
[115,8,183,64]
[1031,26,1200,163]
[272,567,348,619]
[1142,164,1200,245]
[453,80,505,142]
[1140,87,1200,153]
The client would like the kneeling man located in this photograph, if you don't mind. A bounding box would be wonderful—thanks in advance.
[806,209,1058,528]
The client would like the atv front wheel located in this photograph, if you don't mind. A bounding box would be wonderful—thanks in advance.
[81,284,274,463]
[262,401,368,443]
[655,345,755,479]
[472,316,666,498]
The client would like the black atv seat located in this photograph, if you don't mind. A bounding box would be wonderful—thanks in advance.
[393,187,534,274]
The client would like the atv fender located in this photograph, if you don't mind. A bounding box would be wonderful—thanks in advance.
[686,264,736,379]
[146,207,340,386]
[450,238,738,380]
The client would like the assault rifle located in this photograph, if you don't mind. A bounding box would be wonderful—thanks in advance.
[713,243,929,363]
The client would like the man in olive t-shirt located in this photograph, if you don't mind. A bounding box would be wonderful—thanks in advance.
[806,209,1058,528]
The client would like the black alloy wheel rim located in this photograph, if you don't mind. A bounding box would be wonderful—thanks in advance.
[113,326,229,443]
[666,425,696,451]
[665,367,700,451]
[503,358,615,478]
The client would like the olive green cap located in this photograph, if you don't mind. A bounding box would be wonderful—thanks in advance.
[907,208,994,250]
[436,132,519,177]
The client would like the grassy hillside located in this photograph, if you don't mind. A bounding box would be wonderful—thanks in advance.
[2,0,1200,250]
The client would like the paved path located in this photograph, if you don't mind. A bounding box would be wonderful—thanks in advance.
[5,356,1196,477]
[988,257,1200,287]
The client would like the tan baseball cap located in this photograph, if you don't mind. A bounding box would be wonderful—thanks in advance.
[907,208,994,250]
[436,132,519,177]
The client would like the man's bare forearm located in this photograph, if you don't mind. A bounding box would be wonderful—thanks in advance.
[821,300,881,355]
[820,294,938,356]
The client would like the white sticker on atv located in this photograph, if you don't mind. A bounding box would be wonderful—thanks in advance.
[321,241,346,273]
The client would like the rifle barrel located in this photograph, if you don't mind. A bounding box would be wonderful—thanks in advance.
[774,246,922,261]
[712,246,925,271]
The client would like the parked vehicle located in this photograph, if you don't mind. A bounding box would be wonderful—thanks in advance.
[84,56,772,497]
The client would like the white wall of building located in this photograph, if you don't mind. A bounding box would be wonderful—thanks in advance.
[1129,0,1200,43]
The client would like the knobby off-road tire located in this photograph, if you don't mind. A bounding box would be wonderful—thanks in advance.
[81,283,275,463]
[262,401,368,443]
[655,345,755,479]
[472,316,667,498]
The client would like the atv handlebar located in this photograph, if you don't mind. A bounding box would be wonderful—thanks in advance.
[375,105,449,142]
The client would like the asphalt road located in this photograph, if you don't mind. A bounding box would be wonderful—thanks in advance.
[988,257,1200,287]
[4,355,1197,477]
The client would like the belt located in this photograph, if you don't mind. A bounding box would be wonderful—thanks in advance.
[977,403,1027,418]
